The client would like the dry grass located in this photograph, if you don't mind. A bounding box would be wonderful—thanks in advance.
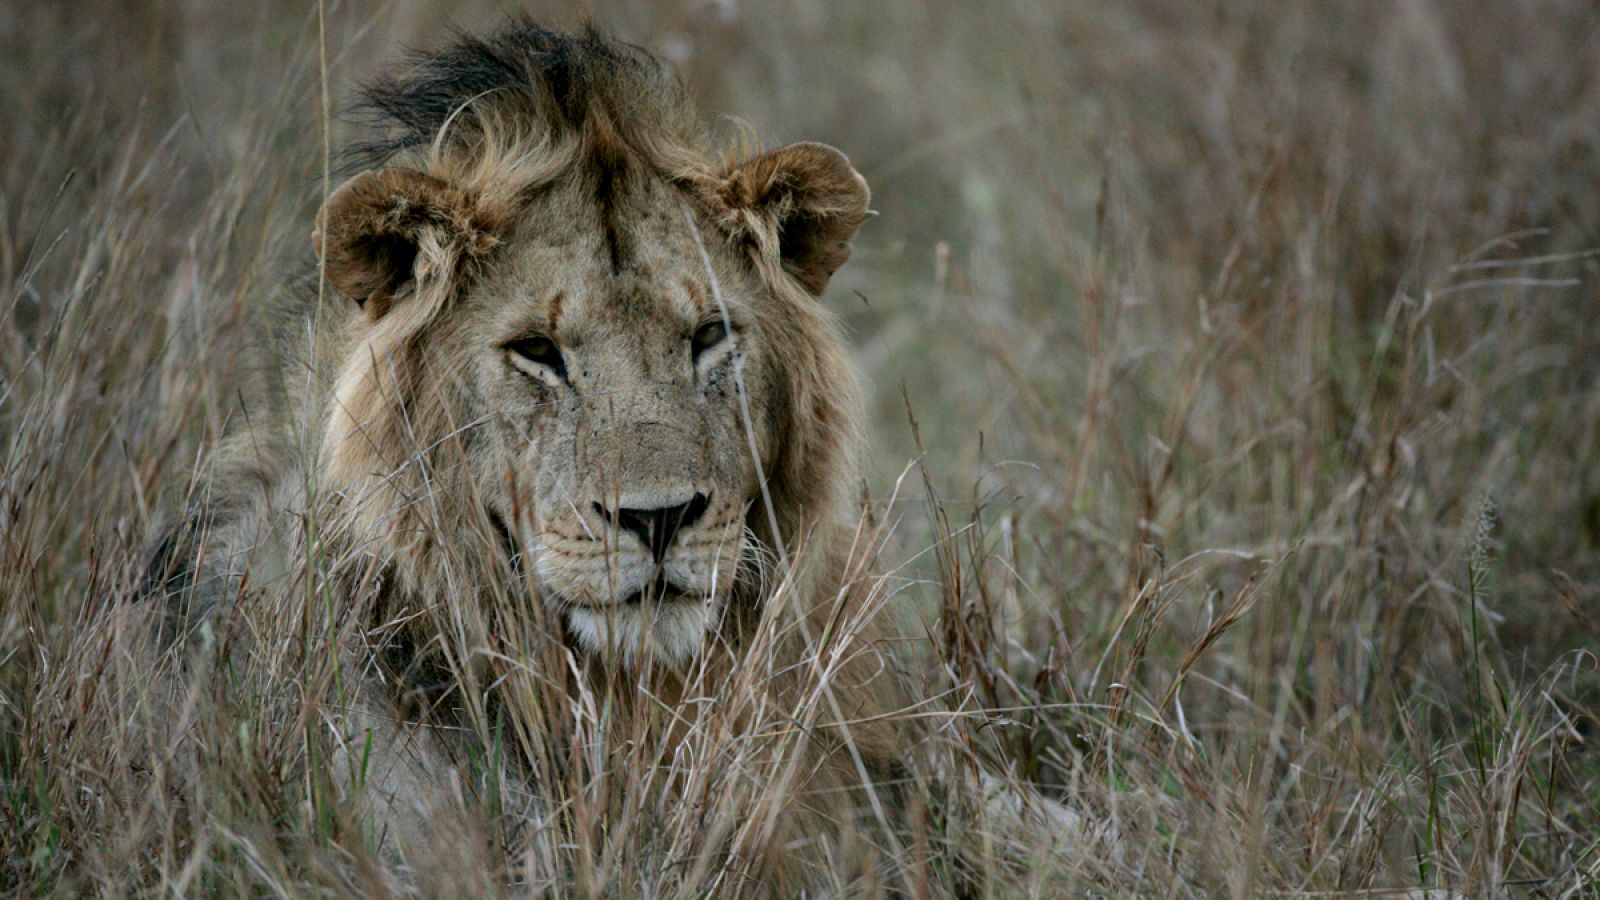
[4,1,1600,895]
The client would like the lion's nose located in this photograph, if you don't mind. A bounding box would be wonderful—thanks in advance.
[593,492,710,563]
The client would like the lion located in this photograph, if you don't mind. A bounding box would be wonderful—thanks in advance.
[142,19,937,893]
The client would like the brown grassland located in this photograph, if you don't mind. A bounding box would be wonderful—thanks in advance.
[3,1,1599,895]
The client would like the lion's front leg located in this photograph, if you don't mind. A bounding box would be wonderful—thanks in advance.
[326,670,547,886]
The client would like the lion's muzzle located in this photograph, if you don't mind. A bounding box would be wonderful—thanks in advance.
[593,491,711,564]
[528,487,747,664]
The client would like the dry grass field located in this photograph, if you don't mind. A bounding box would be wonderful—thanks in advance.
[4,1,1600,895]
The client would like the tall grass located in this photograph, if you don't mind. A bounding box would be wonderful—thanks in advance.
[4,1,1598,895]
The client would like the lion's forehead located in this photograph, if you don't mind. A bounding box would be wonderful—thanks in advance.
[475,194,737,343]
[494,256,703,332]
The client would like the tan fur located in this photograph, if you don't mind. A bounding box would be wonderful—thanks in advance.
[253,23,913,891]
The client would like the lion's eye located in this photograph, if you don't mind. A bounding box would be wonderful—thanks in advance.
[691,320,728,360]
[507,335,567,380]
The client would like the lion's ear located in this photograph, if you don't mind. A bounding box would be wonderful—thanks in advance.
[717,142,871,296]
[313,169,498,318]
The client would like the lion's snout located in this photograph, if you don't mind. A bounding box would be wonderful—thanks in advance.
[532,497,746,663]
[592,491,711,563]
[532,492,745,612]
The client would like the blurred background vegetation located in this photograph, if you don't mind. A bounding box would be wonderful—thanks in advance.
[3,1,1598,894]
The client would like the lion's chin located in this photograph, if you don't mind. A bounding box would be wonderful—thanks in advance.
[563,597,719,668]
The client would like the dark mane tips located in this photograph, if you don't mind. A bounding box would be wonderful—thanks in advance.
[348,20,697,171]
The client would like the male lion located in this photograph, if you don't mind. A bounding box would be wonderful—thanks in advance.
[145,19,931,893]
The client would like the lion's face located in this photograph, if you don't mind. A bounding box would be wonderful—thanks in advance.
[464,175,772,664]
[316,141,869,666]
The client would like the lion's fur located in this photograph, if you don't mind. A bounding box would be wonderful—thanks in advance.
[147,19,917,892]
